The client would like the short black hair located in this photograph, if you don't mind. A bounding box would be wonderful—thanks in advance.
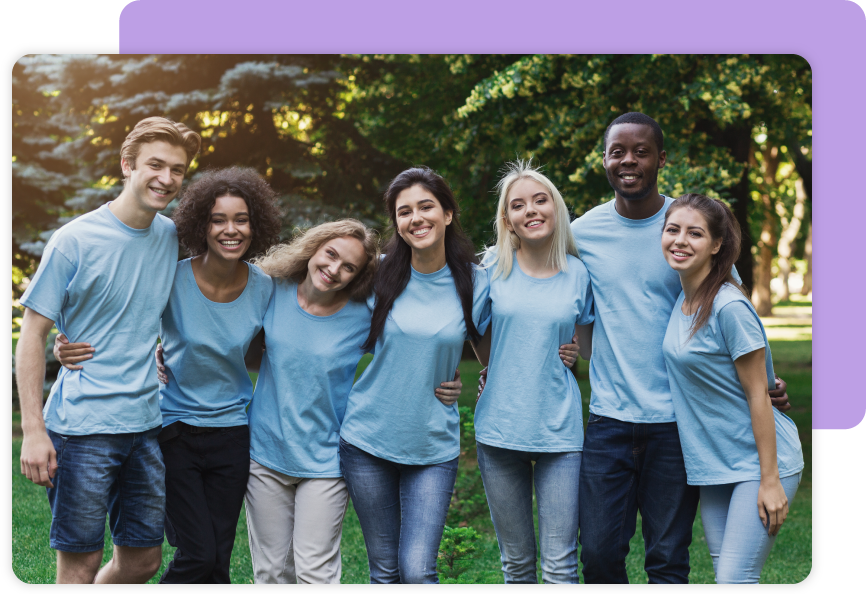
[604,112,664,153]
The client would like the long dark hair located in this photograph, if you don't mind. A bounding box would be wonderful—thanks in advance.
[362,167,480,351]
[664,193,748,338]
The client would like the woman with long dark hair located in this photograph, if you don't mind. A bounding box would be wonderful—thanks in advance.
[660,194,803,583]
[337,167,488,584]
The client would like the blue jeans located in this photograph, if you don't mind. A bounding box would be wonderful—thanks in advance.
[338,439,458,584]
[700,473,801,583]
[476,443,581,584]
[46,427,165,552]
[578,414,699,583]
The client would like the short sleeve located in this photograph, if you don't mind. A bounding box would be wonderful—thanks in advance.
[19,245,77,322]
[576,272,595,326]
[471,264,492,336]
[717,300,766,360]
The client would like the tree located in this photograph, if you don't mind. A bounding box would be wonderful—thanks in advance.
[12,54,404,296]
[348,55,812,296]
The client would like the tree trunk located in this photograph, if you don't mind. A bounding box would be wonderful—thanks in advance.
[752,193,777,316]
[775,177,807,301]
[727,126,755,292]
[800,219,812,296]
[751,146,780,316]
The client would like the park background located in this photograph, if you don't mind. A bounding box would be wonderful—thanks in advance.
[11,54,811,583]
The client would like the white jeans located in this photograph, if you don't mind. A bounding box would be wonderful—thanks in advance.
[244,460,349,584]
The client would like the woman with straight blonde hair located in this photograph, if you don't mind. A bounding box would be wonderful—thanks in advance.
[472,160,594,583]
[242,219,379,584]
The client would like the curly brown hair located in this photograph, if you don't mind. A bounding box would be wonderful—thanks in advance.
[173,167,283,260]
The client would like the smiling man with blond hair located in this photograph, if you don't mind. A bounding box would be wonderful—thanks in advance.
[16,116,201,584]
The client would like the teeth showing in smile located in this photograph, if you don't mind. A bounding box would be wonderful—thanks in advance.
[220,240,241,247]
[672,251,689,257]
[319,269,335,283]
[526,221,542,228]
[621,175,638,180]
[151,187,170,195]
[412,228,430,237]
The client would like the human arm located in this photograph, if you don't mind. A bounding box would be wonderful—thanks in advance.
[52,333,94,371]
[434,368,464,406]
[769,375,791,412]
[244,329,265,373]
[16,308,59,487]
[575,323,593,362]
[734,348,788,536]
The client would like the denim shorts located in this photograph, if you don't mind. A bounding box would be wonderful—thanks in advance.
[46,426,166,552]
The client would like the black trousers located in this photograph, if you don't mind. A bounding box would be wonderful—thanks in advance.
[158,424,250,584]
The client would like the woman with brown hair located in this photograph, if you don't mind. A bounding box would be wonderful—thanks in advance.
[660,193,804,583]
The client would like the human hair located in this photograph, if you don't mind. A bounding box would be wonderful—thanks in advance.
[120,116,202,177]
[485,159,577,281]
[362,167,480,352]
[664,193,748,338]
[172,167,283,261]
[253,219,379,302]
[604,112,664,153]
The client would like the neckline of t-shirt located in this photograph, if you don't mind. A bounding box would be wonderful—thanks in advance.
[186,258,253,307]
[410,263,450,280]
[101,202,155,237]
[292,281,352,320]
[607,195,672,228]
[513,258,563,283]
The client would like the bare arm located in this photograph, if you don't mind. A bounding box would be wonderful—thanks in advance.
[734,348,788,536]
[471,327,492,368]
[53,333,94,370]
[16,308,59,487]
[244,328,265,372]
[575,323,593,361]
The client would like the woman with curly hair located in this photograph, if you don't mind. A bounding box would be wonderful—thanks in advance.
[56,166,282,583]
[241,220,379,584]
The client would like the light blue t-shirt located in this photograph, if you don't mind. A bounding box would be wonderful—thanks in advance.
[475,254,594,452]
[339,264,491,465]
[159,259,273,428]
[248,281,371,478]
[571,196,684,423]
[662,284,804,485]
[20,204,177,435]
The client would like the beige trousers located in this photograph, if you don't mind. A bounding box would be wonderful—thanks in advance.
[244,460,349,584]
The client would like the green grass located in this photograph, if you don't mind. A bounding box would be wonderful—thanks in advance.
[12,346,811,584]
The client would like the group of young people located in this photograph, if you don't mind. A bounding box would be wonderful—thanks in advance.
[16,112,803,585]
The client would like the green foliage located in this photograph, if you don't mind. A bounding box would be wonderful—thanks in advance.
[437,525,482,582]
[447,406,489,527]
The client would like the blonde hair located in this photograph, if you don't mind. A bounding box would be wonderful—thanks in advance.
[253,219,379,301]
[120,116,202,174]
[485,159,577,280]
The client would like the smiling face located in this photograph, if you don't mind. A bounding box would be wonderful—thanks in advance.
[662,206,722,275]
[504,177,556,246]
[603,123,666,201]
[206,195,252,262]
[121,140,189,213]
[306,235,368,293]
[394,185,453,255]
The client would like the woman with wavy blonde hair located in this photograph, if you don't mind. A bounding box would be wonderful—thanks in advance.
[243,219,379,584]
